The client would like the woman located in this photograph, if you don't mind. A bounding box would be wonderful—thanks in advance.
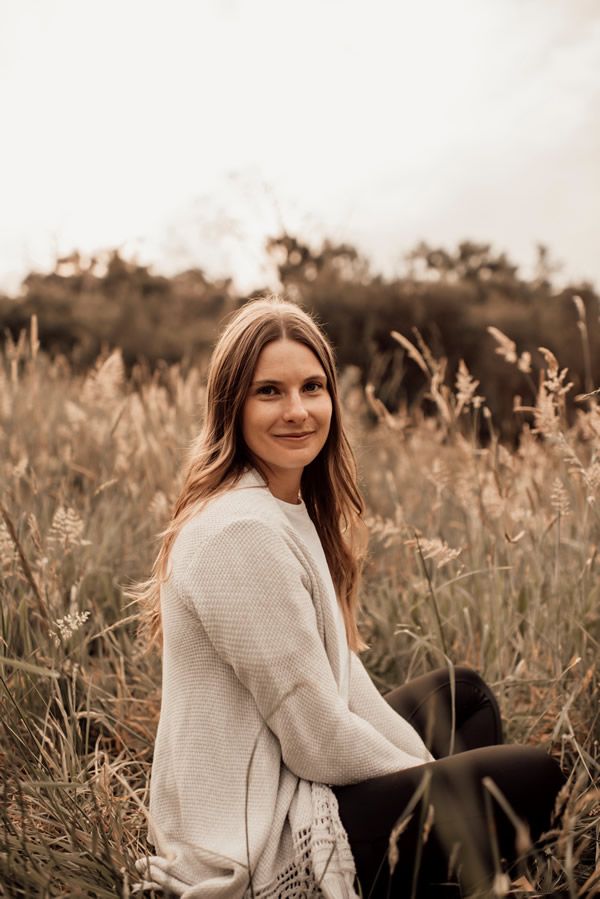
[131,296,565,898]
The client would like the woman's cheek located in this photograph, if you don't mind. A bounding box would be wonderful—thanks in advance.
[320,395,333,421]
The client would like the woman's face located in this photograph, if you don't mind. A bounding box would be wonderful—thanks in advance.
[241,339,333,479]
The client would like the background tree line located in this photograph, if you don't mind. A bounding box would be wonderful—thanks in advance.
[1,237,598,441]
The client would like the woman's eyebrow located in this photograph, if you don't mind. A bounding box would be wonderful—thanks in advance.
[251,374,327,386]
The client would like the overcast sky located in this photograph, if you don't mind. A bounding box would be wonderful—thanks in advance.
[1,0,599,294]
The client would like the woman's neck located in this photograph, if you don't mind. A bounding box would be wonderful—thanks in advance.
[250,462,302,505]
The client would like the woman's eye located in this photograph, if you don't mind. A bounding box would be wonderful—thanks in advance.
[256,382,323,396]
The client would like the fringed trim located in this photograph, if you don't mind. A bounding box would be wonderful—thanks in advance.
[245,784,359,899]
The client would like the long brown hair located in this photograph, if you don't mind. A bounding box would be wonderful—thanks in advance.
[125,295,370,654]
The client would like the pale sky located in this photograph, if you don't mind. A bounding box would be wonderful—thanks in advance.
[1,0,599,295]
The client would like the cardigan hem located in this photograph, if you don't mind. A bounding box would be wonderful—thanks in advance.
[133,785,360,899]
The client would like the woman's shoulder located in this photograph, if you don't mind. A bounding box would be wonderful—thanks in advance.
[173,478,286,566]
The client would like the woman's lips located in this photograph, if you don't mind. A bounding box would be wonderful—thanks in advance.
[273,432,315,441]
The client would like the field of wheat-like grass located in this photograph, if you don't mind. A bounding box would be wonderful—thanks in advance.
[0,317,598,897]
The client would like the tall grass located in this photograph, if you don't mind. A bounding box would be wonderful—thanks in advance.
[0,317,598,897]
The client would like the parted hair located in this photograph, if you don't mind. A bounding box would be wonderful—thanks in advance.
[125,295,370,654]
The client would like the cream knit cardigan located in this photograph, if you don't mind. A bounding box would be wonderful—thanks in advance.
[135,467,433,898]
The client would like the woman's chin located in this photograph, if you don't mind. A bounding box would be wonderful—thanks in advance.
[259,448,318,469]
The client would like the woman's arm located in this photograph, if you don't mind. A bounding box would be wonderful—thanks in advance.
[348,651,434,763]
[176,516,429,786]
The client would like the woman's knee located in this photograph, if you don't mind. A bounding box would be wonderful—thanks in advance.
[515,746,566,794]
[429,665,496,703]
[453,666,504,744]
[475,745,566,834]
[407,665,490,706]
[453,665,489,693]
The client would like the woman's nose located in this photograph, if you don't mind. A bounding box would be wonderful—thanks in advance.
[282,391,309,419]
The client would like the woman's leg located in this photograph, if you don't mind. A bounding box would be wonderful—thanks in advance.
[333,744,565,898]
[383,665,504,757]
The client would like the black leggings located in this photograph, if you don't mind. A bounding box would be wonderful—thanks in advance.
[332,667,566,898]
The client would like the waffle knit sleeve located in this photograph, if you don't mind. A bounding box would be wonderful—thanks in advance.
[176,517,428,786]
[348,651,434,763]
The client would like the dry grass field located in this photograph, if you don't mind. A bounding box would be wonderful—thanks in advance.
[0,316,598,897]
